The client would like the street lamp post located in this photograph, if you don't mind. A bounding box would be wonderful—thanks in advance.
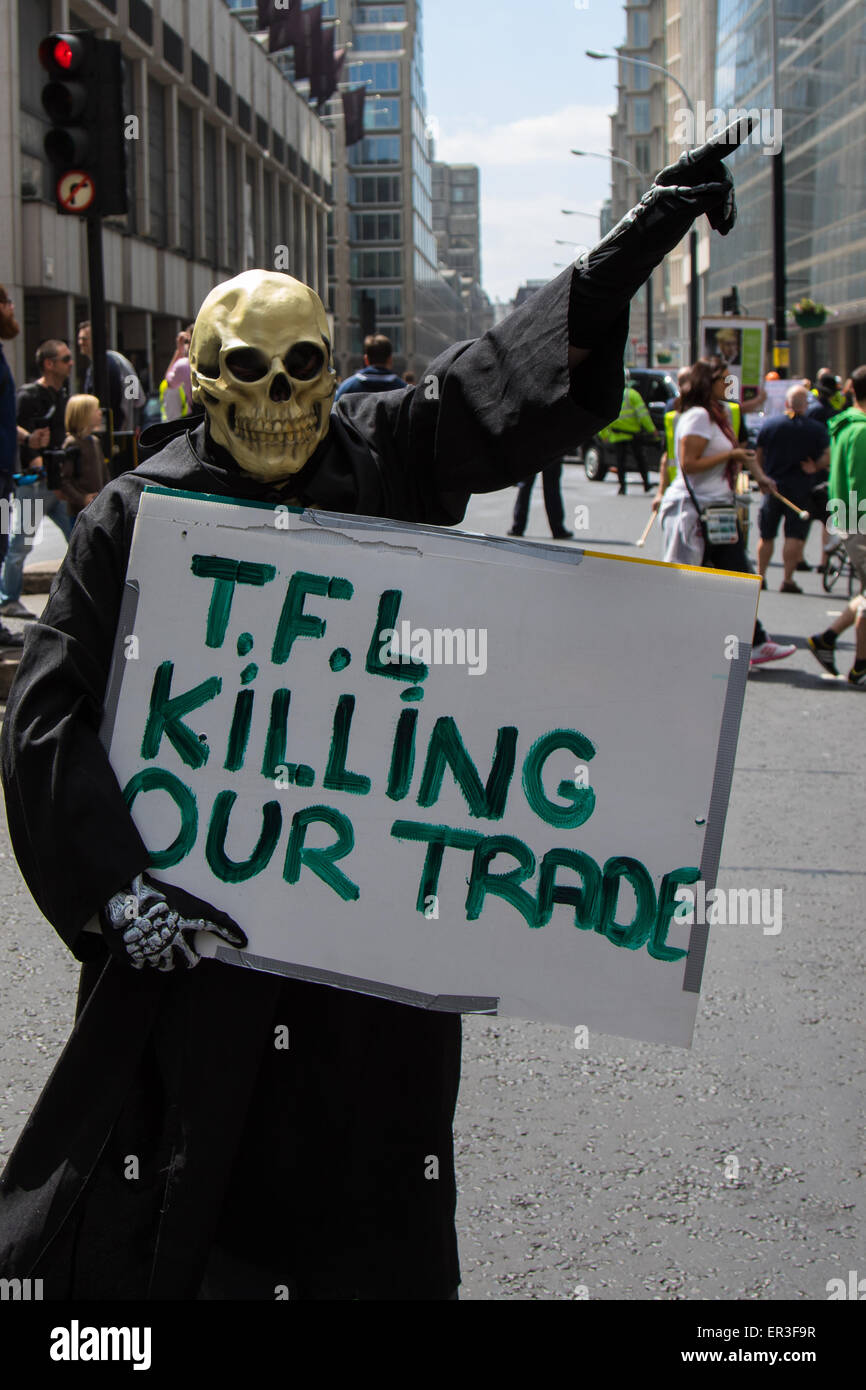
[769,0,788,377]
[572,147,653,367]
[586,48,699,365]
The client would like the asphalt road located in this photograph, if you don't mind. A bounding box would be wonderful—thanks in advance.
[0,464,862,1301]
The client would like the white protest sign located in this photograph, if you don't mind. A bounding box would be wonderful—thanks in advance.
[101,489,760,1047]
[762,378,807,418]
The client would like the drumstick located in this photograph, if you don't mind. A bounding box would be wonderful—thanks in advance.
[635,512,657,547]
[774,490,810,521]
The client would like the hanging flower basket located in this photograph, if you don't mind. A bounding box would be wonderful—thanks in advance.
[656,351,672,364]
[790,298,827,329]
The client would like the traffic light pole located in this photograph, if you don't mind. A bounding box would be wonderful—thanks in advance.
[86,215,111,424]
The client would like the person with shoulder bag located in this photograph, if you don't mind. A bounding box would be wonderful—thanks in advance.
[658,358,796,668]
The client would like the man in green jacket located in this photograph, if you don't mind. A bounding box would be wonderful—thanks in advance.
[598,371,657,494]
[808,364,866,687]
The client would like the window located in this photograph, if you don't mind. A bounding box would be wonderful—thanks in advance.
[348,174,402,204]
[349,249,403,279]
[178,102,195,257]
[365,97,400,129]
[226,142,239,272]
[350,323,403,354]
[353,32,403,51]
[357,5,407,21]
[263,170,274,268]
[631,98,651,133]
[204,123,218,266]
[349,211,402,241]
[634,139,652,174]
[630,9,650,48]
[148,79,166,244]
[347,61,400,92]
[348,136,401,166]
[351,286,403,318]
[630,61,650,91]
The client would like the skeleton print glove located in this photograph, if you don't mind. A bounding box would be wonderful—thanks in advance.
[100,873,247,971]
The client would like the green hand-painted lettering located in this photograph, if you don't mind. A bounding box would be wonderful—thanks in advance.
[206,789,282,883]
[191,555,276,648]
[522,729,596,828]
[417,717,517,819]
[140,661,222,769]
[284,805,359,901]
[122,767,197,869]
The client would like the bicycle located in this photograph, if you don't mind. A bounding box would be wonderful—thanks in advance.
[822,536,859,597]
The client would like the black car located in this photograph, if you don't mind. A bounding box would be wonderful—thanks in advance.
[577,367,679,482]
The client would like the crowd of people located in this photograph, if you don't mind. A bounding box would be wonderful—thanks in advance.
[650,357,865,685]
[1,291,862,686]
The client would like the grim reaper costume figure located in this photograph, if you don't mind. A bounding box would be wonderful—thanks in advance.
[0,129,745,1300]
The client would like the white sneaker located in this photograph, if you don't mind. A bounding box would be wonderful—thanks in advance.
[750,640,796,667]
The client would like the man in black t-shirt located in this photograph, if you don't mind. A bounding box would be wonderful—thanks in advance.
[755,385,829,592]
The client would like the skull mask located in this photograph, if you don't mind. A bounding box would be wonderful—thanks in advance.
[189,271,336,482]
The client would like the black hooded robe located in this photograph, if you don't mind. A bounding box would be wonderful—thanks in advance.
[0,271,626,1300]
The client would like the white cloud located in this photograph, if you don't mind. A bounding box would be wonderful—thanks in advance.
[431,103,620,301]
[436,104,611,167]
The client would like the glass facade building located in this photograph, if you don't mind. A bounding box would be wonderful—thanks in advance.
[709,0,866,374]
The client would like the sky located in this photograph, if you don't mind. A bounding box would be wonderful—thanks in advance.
[423,0,629,303]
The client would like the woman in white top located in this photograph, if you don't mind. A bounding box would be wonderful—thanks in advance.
[658,359,796,667]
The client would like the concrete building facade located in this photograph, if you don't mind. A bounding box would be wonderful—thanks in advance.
[3,0,331,392]
[432,161,493,339]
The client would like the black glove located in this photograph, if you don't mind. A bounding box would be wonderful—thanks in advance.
[570,116,755,333]
[100,873,248,971]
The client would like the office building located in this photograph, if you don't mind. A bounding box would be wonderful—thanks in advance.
[432,161,492,339]
[607,0,678,365]
[325,0,465,377]
[3,0,330,391]
[707,0,866,375]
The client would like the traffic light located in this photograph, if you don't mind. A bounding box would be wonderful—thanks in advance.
[39,30,128,217]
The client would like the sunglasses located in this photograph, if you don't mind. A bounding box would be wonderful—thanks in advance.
[56,354,73,363]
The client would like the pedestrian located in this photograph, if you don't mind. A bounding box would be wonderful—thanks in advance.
[0,288,49,645]
[808,364,866,687]
[754,385,829,592]
[508,460,573,538]
[77,322,143,431]
[806,367,845,429]
[59,394,111,520]
[598,369,656,494]
[160,326,193,421]
[658,358,795,668]
[334,334,406,399]
[0,127,751,1300]
[0,339,75,623]
[653,367,691,515]
[403,371,417,385]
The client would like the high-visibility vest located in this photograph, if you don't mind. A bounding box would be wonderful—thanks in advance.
[159,378,189,421]
[598,387,654,443]
[811,386,844,412]
[666,401,742,483]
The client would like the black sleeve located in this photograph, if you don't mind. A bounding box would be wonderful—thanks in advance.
[15,387,41,434]
[334,265,628,525]
[0,478,151,959]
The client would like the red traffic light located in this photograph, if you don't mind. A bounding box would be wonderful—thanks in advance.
[38,32,89,76]
[53,39,74,69]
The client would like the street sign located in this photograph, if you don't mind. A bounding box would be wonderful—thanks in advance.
[57,170,95,212]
